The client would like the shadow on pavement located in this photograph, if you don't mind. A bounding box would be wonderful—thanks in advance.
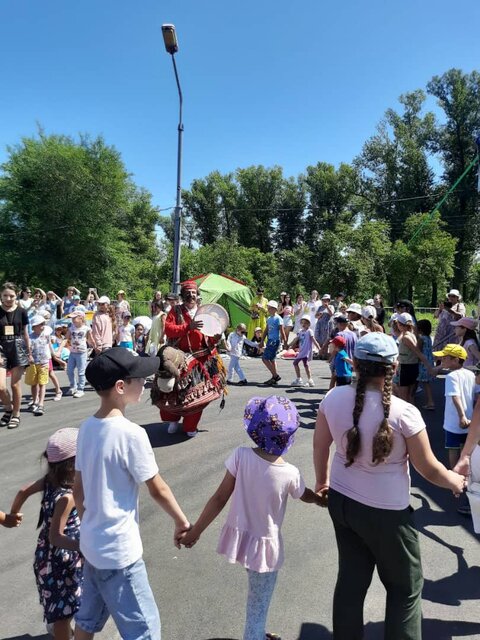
[2,634,50,640]
[297,618,480,639]
[142,422,207,448]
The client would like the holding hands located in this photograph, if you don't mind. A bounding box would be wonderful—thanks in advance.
[0,510,23,528]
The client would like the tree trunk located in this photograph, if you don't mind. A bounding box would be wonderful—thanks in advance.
[431,281,438,308]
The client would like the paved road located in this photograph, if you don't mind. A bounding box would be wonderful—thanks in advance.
[1,357,479,640]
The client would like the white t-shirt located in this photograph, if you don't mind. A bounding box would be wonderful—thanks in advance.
[69,325,91,353]
[443,368,476,434]
[75,415,159,569]
[307,300,320,328]
[319,385,425,510]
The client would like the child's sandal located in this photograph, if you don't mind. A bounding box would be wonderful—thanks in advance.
[266,634,282,639]
[7,416,21,429]
[0,411,13,427]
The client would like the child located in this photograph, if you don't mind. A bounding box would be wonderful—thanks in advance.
[417,319,435,410]
[181,395,323,640]
[133,322,148,356]
[25,314,54,416]
[451,317,480,368]
[226,323,261,385]
[10,428,83,639]
[290,315,321,387]
[432,343,476,513]
[116,311,135,349]
[261,301,286,386]
[244,326,263,357]
[66,311,93,398]
[91,296,113,354]
[73,348,190,639]
[331,335,353,386]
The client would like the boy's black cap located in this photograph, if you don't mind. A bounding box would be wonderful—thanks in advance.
[86,348,160,391]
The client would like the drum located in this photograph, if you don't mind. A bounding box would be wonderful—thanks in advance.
[195,303,229,337]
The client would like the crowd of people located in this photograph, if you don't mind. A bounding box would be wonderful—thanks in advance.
[1,279,480,640]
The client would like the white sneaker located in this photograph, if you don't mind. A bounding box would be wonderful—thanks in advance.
[186,430,198,438]
[73,390,85,398]
[53,391,63,401]
[167,421,179,434]
[291,378,304,386]
[307,378,315,387]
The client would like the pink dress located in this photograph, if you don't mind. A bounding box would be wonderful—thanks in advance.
[217,447,305,573]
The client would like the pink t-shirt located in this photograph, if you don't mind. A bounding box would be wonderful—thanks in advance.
[319,385,426,510]
[217,446,305,572]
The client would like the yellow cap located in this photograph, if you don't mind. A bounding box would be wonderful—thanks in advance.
[432,344,468,360]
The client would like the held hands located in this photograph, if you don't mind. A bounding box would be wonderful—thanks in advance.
[181,527,200,548]
[448,470,468,498]
[454,455,470,478]
[1,512,23,528]
[173,522,192,549]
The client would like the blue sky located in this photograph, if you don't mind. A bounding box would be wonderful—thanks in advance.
[1,0,479,213]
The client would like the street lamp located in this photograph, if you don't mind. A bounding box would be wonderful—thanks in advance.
[162,23,183,294]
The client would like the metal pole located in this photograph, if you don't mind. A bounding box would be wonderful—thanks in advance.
[171,53,183,294]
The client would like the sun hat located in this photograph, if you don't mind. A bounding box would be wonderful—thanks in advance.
[361,305,376,319]
[365,298,375,305]
[280,291,287,296]
[98,295,110,304]
[46,428,78,463]
[432,344,468,360]
[447,289,460,297]
[86,348,160,391]
[354,333,398,364]
[69,310,85,319]
[300,314,311,324]
[117,289,126,295]
[331,335,347,347]
[31,314,46,327]
[267,300,279,309]
[396,312,414,325]
[450,317,477,330]
[244,395,300,456]
[321,293,331,300]
[346,303,362,315]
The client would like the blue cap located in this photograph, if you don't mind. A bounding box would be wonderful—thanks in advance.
[354,333,398,364]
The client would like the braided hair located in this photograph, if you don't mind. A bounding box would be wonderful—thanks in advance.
[345,360,394,467]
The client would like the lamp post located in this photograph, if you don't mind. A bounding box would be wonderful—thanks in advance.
[162,23,183,294]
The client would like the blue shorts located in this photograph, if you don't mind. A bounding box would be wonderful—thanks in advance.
[444,430,468,449]
[119,341,134,349]
[263,339,280,361]
[75,558,161,639]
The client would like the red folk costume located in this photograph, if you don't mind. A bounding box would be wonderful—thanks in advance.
[154,282,226,433]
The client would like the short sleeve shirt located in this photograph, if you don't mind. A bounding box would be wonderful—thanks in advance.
[266,314,283,341]
[0,306,28,338]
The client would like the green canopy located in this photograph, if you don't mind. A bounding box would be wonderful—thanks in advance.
[183,273,253,329]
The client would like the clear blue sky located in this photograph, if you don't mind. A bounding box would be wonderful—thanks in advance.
[1,0,479,212]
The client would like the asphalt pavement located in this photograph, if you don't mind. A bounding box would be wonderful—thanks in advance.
[0,356,479,640]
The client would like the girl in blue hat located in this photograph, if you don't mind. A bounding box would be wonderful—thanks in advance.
[181,395,323,640]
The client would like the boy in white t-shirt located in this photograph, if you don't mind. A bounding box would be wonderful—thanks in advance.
[73,348,190,639]
[432,343,476,472]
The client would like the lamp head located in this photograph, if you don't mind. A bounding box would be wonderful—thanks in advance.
[162,24,179,54]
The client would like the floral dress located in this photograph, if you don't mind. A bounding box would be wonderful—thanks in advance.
[417,335,434,383]
[33,484,83,623]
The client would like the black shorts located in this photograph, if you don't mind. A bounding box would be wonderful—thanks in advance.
[0,338,29,370]
[399,363,419,387]
[336,376,352,386]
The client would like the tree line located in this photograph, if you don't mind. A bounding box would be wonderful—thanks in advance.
[0,69,479,304]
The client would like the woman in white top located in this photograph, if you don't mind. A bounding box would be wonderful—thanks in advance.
[313,333,465,640]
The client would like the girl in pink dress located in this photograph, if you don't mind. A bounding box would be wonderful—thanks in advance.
[181,395,322,640]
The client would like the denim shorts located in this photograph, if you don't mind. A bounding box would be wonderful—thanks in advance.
[263,339,280,361]
[75,558,161,639]
[444,430,468,449]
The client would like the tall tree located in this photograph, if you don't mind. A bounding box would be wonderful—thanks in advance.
[0,132,159,295]
[274,177,307,250]
[427,69,480,290]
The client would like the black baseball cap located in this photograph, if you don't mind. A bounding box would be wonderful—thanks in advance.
[335,315,348,323]
[86,348,160,391]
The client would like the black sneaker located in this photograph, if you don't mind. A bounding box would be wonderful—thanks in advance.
[238,379,248,386]
[274,375,281,382]
[263,377,274,385]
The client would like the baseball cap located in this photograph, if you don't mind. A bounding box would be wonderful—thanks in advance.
[166,292,178,301]
[122,311,132,318]
[346,303,362,315]
[365,298,374,305]
[331,335,346,347]
[335,315,348,323]
[117,289,126,295]
[300,314,311,323]
[450,317,477,330]
[396,312,414,325]
[254,326,262,332]
[432,344,468,360]
[267,300,278,309]
[72,294,81,301]
[354,333,398,364]
[244,395,300,456]
[98,295,110,304]
[69,310,85,319]
[31,314,46,327]
[86,348,160,391]
[361,305,376,319]
[321,293,331,300]
[46,428,78,463]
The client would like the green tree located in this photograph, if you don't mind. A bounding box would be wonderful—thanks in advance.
[427,69,480,290]
[274,177,307,250]
[0,132,159,295]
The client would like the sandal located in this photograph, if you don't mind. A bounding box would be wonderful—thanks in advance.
[266,634,282,639]
[7,416,21,429]
[0,411,13,427]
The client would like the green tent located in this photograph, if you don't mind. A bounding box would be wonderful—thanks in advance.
[182,273,253,329]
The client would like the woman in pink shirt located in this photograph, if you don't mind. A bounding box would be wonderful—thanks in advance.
[181,395,323,640]
[313,333,466,640]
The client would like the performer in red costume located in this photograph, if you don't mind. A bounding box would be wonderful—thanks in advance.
[158,280,224,438]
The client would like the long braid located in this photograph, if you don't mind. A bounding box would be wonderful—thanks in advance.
[345,371,367,467]
[372,365,394,465]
